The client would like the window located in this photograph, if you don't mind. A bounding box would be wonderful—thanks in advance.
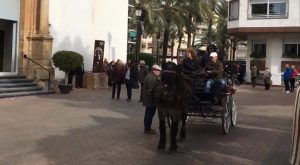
[229,0,239,21]
[251,41,266,58]
[283,40,300,58]
[148,42,153,49]
[141,43,146,49]
[249,0,288,19]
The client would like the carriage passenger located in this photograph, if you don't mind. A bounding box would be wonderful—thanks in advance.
[204,52,225,98]
[181,48,201,74]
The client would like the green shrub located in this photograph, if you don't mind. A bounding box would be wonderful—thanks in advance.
[52,50,83,74]
[127,53,155,66]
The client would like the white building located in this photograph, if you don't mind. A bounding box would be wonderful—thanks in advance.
[228,0,300,85]
[49,0,128,78]
[0,0,129,80]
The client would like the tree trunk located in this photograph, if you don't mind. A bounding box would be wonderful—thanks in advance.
[162,28,169,63]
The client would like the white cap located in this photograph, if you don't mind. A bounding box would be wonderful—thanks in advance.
[152,64,162,71]
[210,52,218,57]
[140,60,145,64]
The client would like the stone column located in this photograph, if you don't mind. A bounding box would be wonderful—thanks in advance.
[38,0,49,34]
[19,0,54,89]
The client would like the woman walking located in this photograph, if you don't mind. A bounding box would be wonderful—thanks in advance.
[290,65,299,92]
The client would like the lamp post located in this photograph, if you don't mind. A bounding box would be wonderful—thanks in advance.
[133,1,143,89]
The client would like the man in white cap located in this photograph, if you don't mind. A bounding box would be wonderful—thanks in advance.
[204,52,225,103]
[141,64,162,134]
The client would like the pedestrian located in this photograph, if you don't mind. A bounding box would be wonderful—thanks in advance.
[283,64,292,93]
[103,58,109,73]
[263,67,272,90]
[142,64,162,134]
[106,60,115,87]
[75,63,84,88]
[124,62,134,102]
[290,87,300,165]
[290,65,299,92]
[138,60,148,102]
[111,60,125,99]
[250,64,258,87]
[231,63,240,86]
[67,70,75,85]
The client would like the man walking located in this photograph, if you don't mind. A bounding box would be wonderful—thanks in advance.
[141,64,162,134]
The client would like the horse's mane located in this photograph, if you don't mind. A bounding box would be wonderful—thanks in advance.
[155,62,192,107]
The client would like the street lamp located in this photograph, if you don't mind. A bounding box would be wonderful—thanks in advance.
[133,1,143,89]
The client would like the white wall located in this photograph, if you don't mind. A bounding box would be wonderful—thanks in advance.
[246,33,300,85]
[0,0,19,21]
[49,0,128,78]
[228,0,300,29]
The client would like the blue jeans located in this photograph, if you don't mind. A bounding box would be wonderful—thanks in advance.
[204,79,226,93]
[144,106,156,131]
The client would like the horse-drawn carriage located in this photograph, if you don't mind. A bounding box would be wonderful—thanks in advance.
[185,70,237,134]
[154,62,237,151]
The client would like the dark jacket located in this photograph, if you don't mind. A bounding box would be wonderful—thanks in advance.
[138,66,149,83]
[111,64,125,84]
[205,60,224,79]
[181,58,201,72]
[142,72,160,107]
[125,67,136,85]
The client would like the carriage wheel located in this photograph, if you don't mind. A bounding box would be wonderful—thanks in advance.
[230,95,237,127]
[221,96,231,134]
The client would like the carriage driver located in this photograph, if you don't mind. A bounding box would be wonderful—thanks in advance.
[204,52,225,102]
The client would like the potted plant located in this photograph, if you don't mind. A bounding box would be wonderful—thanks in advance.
[52,50,83,93]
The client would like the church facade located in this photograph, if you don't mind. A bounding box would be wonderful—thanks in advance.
[0,0,128,80]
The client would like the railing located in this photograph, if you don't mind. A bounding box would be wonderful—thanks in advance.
[23,55,51,90]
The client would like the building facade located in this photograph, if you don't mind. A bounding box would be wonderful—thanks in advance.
[228,0,300,85]
[0,0,129,80]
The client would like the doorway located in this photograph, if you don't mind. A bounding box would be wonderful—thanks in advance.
[0,18,17,74]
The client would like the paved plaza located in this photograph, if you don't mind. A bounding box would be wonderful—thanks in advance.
[0,85,296,165]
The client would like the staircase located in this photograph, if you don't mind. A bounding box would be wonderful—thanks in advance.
[0,75,55,98]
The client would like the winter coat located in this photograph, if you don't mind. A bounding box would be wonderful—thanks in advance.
[142,72,160,107]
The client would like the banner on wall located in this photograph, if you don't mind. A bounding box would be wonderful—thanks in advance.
[92,40,105,73]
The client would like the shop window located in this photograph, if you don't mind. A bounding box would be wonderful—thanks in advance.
[249,0,288,19]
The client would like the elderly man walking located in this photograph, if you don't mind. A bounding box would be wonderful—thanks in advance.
[141,64,162,134]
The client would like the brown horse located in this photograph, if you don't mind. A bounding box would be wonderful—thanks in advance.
[154,62,192,151]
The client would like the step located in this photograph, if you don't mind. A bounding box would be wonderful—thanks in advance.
[0,75,26,79]
[0,86,43,93]
[0,79,33,83]
[0,90,56,98]
[0,82,37,88]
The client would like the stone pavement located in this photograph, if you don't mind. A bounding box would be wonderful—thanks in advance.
[0,85,296,165]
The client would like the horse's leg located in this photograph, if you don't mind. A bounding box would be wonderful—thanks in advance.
[169,120,179,151]
[180,112,187,139]
[157,117,166,150]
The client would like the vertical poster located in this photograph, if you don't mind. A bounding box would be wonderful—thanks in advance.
[92,40,105,73]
